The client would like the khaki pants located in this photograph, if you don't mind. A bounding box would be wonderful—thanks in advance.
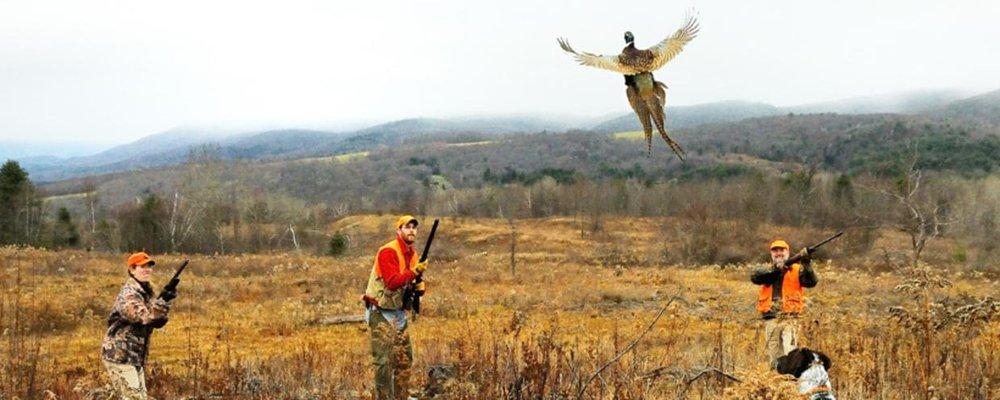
[369,309,413,400]
[103,360,147,400]
[764,316,799,367]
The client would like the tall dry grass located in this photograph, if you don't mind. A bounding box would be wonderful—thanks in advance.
[0,216,997,399]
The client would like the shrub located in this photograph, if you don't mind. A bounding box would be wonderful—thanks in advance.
[326,233,348,257]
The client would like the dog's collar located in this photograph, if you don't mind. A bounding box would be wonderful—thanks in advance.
[806,385,834,400]
[805,385,831,393]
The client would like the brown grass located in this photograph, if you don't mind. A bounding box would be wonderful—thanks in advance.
[1,215,998,399]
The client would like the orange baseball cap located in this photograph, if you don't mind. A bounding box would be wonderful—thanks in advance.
[769,240,790,250]
[127,252,156,267]
[395,215,418,229]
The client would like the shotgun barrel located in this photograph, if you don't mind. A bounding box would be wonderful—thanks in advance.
[785,231,843,266]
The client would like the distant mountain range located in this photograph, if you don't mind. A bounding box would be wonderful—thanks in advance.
[10,87,999,183]
[786,88,968,114]
[16,116,583,182]
[0,140,112,161]
[591,100,784,133]
[591,88,971,133]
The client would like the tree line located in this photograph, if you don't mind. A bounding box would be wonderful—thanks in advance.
[5,123,998,267]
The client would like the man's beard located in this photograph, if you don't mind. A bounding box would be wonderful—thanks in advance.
[772,256,788,267]
[403,234,416,244]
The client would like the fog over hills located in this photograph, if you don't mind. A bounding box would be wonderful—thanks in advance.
[784,88,968,114]
[14,116,585,181]
[591,100,784,133]
[932,88,1000,130]
[0,140,113,161]
[593,88,974,133]
[8,88,999,183]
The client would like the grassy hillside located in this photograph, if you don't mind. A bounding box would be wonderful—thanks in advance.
[1,216,997,399]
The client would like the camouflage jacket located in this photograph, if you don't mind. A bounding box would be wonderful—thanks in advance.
[101,277,170,366]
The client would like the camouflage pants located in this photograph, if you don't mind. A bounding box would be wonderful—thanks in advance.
[103,360,147,400]
[764,316,799,367]
[369,309,413,400]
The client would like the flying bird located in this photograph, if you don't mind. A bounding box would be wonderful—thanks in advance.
[558,15,699,159]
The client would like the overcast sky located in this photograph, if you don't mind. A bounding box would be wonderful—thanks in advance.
[2,0,999,145]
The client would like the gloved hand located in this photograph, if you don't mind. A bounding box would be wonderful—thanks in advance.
[159,289,177,302]
[413,261,428,275]
[796,248,811,263]
[149,317,168,328]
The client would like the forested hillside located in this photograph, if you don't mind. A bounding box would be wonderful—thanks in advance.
[19,117,578,182]
[2,88,996,262]
[16,89,1000,182]
[933,88,1000,129]
[679,113,999,174]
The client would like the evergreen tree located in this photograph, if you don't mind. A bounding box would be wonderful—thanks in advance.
[327,232,348,257]
[117,193,169,253]
[0,161,31,244]
[51,207,81,248]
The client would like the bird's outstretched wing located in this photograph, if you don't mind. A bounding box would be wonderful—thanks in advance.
[557,38,639,75]
[645,14,700,72]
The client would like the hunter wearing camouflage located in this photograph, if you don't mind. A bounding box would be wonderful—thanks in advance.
[751,240,818,367]
[101,252,176,400]
[363,215,429,400]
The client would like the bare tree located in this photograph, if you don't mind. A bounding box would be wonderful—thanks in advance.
[82,179,99,236]
[864,159,952,268]
[288,224,301,253]
[167,190,205,253]
[509,214,517,277]
[329,202,350,220]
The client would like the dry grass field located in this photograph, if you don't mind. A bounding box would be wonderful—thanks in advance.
[2,215,998,399]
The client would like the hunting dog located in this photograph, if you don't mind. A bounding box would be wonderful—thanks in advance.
[775,348,836,400]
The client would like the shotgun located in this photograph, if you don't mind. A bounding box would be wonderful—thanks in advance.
[785,231,843,266]
[405,219,439,316]
[158,259,189,300]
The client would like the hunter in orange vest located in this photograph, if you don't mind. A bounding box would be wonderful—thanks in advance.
[751,239,818,366]
[363,215,429,400]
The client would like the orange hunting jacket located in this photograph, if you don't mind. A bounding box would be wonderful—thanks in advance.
[751,262,818,318]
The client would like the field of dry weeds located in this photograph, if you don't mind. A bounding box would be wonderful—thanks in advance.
[2,215,998,399]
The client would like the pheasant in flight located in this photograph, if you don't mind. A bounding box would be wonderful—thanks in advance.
[558,15,699,159]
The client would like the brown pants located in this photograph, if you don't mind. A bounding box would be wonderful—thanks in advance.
[369,309,413,400]
[764,316,799,367]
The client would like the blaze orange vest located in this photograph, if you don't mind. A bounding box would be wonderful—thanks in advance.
[364,239,417,310]
[756,263,806,314]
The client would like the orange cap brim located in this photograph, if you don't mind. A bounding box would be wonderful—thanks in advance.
[130,258,155,267]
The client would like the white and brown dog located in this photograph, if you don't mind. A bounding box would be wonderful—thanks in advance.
[775,348,836,400]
